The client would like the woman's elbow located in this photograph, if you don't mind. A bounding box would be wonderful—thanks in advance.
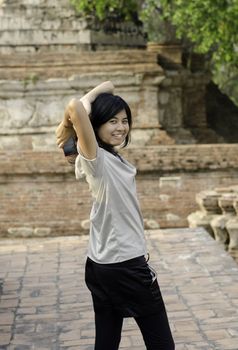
[67,99,85,117]
[67,98,78,113]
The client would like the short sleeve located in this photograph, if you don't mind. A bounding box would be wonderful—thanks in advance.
[75,145,104,180]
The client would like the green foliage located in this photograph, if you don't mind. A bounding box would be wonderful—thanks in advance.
[159,0,238,68]
[140,1,178,43]
[23,73,39,89]
[70,0,141,21]
[71,0,238,67]
[69,0,238,104]
[159,0,238,104]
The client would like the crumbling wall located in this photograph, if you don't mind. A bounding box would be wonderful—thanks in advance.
[1,144,238,237]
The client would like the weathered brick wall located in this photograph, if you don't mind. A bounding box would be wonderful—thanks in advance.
[0,70,167,151]
[1,144,238,237]
[0,0,223,150]
[1,0,237,240]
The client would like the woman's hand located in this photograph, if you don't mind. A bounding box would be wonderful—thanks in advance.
[89,81,114,102]
[55,117,76,148]
[81,81,114,111]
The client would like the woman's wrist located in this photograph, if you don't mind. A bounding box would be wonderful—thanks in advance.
[63,117,73,128]
[85,81,114,103]
[79,81,114,116]
[80,96,91,115]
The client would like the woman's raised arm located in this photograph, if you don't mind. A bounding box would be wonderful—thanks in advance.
[56,81,114,160]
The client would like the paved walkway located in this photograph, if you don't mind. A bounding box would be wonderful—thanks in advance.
[0,228,238,350]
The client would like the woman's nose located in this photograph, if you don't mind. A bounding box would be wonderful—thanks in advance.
[116,122,125,130]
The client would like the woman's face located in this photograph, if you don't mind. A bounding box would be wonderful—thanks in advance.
[97,109,130,147]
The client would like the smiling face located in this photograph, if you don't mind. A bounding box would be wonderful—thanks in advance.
[97,109,130,147]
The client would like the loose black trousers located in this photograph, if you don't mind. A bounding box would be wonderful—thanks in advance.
[85,256,175,350]
[95,308,175,350]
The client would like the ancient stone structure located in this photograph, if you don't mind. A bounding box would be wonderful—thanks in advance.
[206,82,238,143]
[211,192,237,246]
[2,144,238,238]
[0,0,224,152]
[0,0,146,54]
[1,0,238,238]
[187,190,222,238]
[0,62,167,150]
[188,186,238,258]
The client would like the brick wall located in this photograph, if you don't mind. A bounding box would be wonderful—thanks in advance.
[1,144,238,237]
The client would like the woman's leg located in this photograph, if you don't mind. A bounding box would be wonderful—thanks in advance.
[94,310,123,350]
[134,310,175,350]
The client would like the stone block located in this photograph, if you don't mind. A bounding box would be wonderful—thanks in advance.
[7,227,34,238]
[159,91,170,105]
[81,220,90,230]
[34,227,51,237]
[143,219,160,230]
[0,99,34,128]
[187,211,217,238]
[159,176,181,189]
[233,198,238,216]
[28,100,66,127]
[226,218,238,251]
[218,194,237,214]
[210,215,230,245]
[189,186,238,254]
[195,191,222,214]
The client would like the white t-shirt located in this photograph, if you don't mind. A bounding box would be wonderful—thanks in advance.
[75,146,147,263]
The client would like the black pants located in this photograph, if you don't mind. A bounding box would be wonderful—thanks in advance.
[94,309,175,350]
[85,256,175,350]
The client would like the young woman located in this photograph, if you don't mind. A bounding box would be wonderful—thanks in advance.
[56,81,175,350]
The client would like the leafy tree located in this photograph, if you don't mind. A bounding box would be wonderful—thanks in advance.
[159,1,238,66]
[70,0,141,22]
[70,0,238,104]
[157,0,238,104]
[140,0,178,43]
[70,0,238,66]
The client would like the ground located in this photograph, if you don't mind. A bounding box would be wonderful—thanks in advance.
[0,228,238,350]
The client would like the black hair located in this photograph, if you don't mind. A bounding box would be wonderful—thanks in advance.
[90,93,132,154]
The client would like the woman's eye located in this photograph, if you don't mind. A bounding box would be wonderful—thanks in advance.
[109,118,128,125]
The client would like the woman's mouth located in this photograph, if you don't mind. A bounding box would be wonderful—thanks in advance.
[112,134,124,139]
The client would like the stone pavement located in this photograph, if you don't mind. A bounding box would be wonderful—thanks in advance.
[0,228,238,350]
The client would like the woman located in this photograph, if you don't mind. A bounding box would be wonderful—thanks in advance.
[56,81,175,350]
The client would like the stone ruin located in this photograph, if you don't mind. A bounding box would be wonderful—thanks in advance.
[1,0,238,238]
[0,0,226,152]
[188,186,238,260]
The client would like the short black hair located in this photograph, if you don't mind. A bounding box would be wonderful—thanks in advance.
[90,93,132,153]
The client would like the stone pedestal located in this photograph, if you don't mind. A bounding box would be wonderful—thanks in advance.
[187,190,222,237]
[196,191,222,214]
[187,211,216,238]
[188,186,238,256]
[226,219,238,251]
[226,198,238,251]
[211,194,236,246]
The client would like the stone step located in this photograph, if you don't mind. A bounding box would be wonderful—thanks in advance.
[0,50,161,79]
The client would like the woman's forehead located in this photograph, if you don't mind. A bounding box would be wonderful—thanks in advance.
[111,110,127,119]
